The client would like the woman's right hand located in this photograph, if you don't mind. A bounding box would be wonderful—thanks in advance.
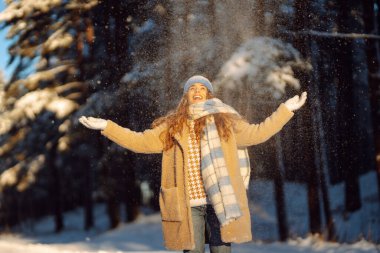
[79,116,107,130]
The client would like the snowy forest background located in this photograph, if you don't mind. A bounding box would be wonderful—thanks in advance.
[0,0,379,248]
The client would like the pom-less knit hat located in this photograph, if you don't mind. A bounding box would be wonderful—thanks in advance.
[183,75,213,94]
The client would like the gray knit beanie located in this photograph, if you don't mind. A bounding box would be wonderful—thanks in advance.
[183,75,213,94]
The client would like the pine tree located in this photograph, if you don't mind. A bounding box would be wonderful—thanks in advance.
[0,0,102,231]
[0,0,161,230]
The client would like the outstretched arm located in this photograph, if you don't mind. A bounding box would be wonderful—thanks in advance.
[234,92,307,147]
[79,117,164,154]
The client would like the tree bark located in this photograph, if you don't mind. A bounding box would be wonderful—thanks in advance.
[48,141,64,233]
[107,196,120,229]
[362,0,380,203]
[76,17,94,230]
[293,0,323,235]
[309,41,336,240]
[84,161,94,230]
[335,0,362,212]
[124,172,141,222]
[102,158,121,229]
[274,135,288,241]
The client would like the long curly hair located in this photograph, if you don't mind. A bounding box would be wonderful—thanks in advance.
[152,93,242,151]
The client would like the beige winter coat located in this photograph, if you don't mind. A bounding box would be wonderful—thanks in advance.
[100,103,294,250]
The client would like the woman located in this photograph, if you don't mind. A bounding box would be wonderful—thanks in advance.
[79,75,307,253]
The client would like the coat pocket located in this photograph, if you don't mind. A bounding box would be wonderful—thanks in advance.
[159,187,183,221]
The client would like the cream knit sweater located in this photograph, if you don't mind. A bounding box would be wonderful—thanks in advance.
[187,120,208,207]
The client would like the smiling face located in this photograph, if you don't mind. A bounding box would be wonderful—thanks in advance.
[187,83,209,105]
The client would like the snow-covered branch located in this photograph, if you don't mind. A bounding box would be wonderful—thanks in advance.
[282,29,380,40]
[0,88,78,135]
[42,27,74,53]
[214,37,311,102]
[66,0,99,11]
[0,154,45,192]
[8,64,73,94]
[0,0,62,22]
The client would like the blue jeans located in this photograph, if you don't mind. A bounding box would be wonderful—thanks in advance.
[184,205,231,253]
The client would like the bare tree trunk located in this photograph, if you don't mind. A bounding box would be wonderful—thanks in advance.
[293,0,310,50]
[362,0,380,203]
[83,161,94,230]
[124,169,141,222]
[307,171,322,234]
[335,0,362,213]
[100,0,115,89]
[107,197,120,229]
[309,41,337,240]
[48,141,64,232]
[77,64,94,231]
[274,134,288,241]
[2,189,19,230]
[75,16,94,230]
[302,40,337,241]
[102,157,121,229]
[293,0,323,235]
[45,53,64,232]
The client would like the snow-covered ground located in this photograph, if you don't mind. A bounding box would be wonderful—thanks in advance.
[0,171,379,253]
[248,170,380,243]
[0,210,378,253]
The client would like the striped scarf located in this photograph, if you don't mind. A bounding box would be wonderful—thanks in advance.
[188,98,251,226]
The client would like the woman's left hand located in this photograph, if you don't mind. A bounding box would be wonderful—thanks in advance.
[284,92,307,111]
